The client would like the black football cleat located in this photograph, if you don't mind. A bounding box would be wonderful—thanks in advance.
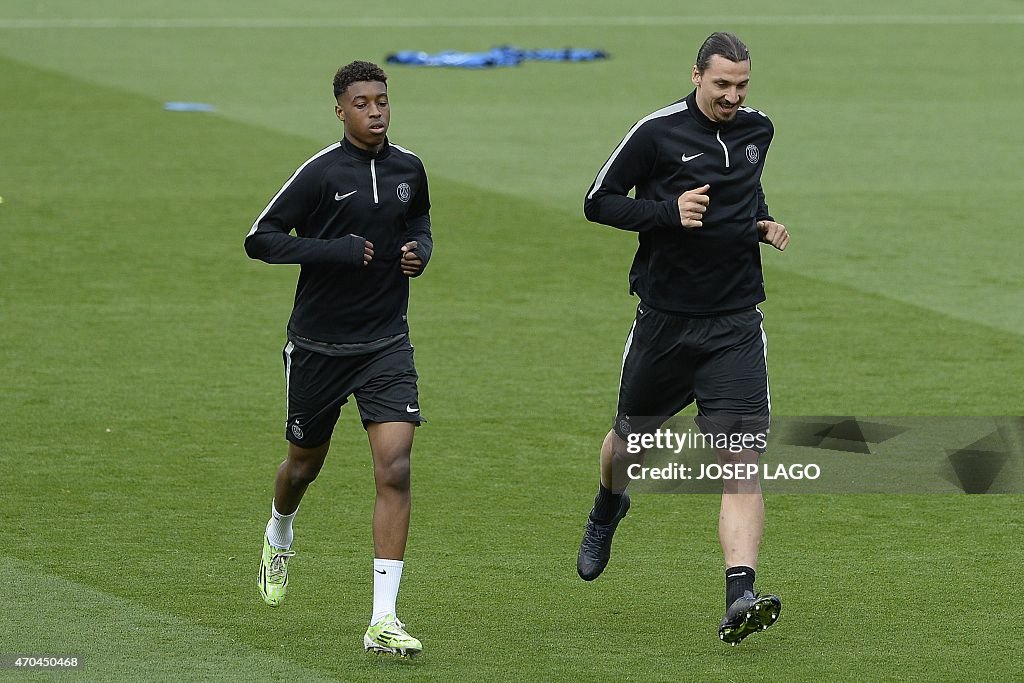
[718,590,782,645]
[576,492,630,581]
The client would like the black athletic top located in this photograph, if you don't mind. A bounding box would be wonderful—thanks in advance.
[245,137,432,344]
[584,90,775,315]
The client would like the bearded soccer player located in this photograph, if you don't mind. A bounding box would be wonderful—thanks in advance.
[576,33,790,645]
[245,60,431,657]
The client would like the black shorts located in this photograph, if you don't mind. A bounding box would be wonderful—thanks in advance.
[282,337,423,448]
[613,303,770,448]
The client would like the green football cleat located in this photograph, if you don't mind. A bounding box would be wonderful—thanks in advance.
[718,590,782,645]
[363,614,423,657]
[257,535,295,607]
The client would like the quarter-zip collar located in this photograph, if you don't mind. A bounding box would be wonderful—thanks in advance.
[340,136,391,162]
[340,137,385,204]
[686,90,733,168]
[685,89,737,132]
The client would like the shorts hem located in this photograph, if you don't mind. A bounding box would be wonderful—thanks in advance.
[360,415,427,429]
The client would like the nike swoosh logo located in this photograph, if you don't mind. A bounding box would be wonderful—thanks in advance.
[681,153,704,162]
[335,190,357,201]
[727,572,748,578]
[406,404,419,413]
[375,569,387,575]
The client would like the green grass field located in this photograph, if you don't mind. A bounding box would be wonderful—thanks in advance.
[2,1,1022,680]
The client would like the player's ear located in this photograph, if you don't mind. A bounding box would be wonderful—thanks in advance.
[691,66,701,88]
[335,103,344,122]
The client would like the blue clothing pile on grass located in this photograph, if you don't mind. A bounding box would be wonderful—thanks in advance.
[386,46,608,68]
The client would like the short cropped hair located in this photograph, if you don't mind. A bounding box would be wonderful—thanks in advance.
[333,61,388,99]
[695,32,750,73]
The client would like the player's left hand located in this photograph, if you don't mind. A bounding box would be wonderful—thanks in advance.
[400,241,424,276]
[757,220,789,251]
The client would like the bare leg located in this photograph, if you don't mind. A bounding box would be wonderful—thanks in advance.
[600,430,644,491]
[718,448,764,569]
[274,440,331,515]
[367,422,414,560]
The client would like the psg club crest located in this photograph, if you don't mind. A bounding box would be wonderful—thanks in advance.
[397,182,412,203]
[745,144,759,164]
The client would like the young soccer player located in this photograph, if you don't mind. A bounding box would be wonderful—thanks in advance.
[245,60,432,657]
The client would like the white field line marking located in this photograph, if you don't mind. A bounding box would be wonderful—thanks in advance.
[0,15,1022,29]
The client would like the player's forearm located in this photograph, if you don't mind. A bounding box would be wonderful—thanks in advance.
[405,215,433,270]
[244,230,366,266]
[755,184,774,222]
[584,192,678,232]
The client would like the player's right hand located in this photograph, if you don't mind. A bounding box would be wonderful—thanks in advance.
[677,184,710,228]
[336,234,374,267]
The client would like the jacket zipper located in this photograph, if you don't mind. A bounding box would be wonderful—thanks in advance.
[716,130,730,168]
[370,158,379,204]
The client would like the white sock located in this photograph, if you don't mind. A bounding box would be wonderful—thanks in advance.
[265,501,296,549]
[370,559,404,624]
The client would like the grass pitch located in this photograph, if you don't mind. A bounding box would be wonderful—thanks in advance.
[1,1,1022,680]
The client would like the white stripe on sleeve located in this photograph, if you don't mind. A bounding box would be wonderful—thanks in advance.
[586,102,688,200]
[247,143,341,237]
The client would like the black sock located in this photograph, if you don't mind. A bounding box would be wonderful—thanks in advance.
[591,483,622,523]
[726,566,756,608]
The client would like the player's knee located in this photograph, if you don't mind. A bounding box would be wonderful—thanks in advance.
[718,447,759,467]
[607,430,642,460]
[717,447,761,493]
[606,430,624,455]
[284,442,329,488]
[375,452,411,492]
[288,459,324,487]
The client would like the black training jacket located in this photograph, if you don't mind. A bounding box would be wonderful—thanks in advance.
[584,89,775,315]
[245,137,432,344]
